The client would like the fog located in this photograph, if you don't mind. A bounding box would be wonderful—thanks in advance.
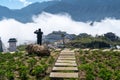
[0,12,120,47]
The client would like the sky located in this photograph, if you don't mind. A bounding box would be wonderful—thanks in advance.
[0,0,53,9]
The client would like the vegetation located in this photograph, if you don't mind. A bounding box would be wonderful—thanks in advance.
[67,32,120,49]
[17,44,27,51]
[0,49,58,80]
[76,49,120,80]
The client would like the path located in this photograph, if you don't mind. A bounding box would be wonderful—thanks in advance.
[50,49,78,79]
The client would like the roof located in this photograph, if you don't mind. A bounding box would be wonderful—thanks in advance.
[8,38,17,42]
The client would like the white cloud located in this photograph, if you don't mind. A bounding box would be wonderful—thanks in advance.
[0,12,120,47]
[18,0,32,6]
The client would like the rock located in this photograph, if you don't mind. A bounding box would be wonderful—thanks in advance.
[26,44,50,56]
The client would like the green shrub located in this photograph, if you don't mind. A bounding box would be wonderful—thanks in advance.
[31,65,45,76]
[86,73,95,80]
[19,65,28,80]
[27,58,37,69]
[5,71,14,80]
[0,69,5,80]
[113,70,120,80]
[98,68,113,80]
[48,56,54,64]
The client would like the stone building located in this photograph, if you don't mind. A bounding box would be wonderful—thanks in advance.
[8,38,17,52]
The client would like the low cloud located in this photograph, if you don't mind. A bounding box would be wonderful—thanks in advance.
[0,12,120,47]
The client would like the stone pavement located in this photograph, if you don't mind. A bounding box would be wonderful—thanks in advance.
[50,49,78,79]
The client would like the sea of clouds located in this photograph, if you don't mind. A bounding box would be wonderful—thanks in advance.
[0,12,120,47]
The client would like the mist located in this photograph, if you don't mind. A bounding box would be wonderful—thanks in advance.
[0,12,120,47]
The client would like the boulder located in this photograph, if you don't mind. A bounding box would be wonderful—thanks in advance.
[26,44,50,56]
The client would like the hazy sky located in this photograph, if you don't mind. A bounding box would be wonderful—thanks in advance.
[0,0,53,9]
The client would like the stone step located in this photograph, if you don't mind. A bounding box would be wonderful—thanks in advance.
[55,63,77,67]
[59,55,75,57]
[59,57,75,59]
[60,52,74,54]
[60,52,75,54]
[58,57,76,60]
[56,61,76,64]
[57,60,76,63]
[50,72,78,78]
[61,52,75,55]
[59,54,75,56]
[52,67,78,71]
[50,50,78,79]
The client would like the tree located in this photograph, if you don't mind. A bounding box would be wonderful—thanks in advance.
[104,32,119,41]
[78,33,92,38]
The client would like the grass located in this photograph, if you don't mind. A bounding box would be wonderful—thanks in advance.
[0,50,59,80]
[76,49,120,80]
[1,48,120,80]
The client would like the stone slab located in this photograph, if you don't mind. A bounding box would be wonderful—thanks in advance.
[59,54,75,56]
[59,56,75,58]
[57,60,76,63]
[59,54,75,57]
[55,63,77,67]
[58,57,76,60]
[52,67,78,71]
[50,72,78,78]
[59,55,75,57]
[60,52,75,54]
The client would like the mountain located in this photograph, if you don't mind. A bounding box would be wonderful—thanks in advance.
[0,1,59,23]
[0,5,14,19]
[0,0,120,23]
[44,0,120,21]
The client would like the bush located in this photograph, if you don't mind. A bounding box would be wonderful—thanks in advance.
[19,65,28,80]
[0,69,5,80]
[114,70,120,80]
[30,65,48,77]
[98,68,113,80]
[5,71,14,80]
[27,58,37,69]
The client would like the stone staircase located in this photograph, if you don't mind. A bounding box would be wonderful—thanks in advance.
[50,49,78,79]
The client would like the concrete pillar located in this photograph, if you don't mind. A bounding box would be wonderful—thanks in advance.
[8,38,17,52]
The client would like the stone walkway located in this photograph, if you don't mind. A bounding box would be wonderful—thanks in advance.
[50,49,78,79]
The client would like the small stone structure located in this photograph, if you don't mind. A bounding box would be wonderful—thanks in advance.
[8,38,17,52]
[0,38,3,52]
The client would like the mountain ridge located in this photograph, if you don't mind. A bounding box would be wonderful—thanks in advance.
[0,0,120,23]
